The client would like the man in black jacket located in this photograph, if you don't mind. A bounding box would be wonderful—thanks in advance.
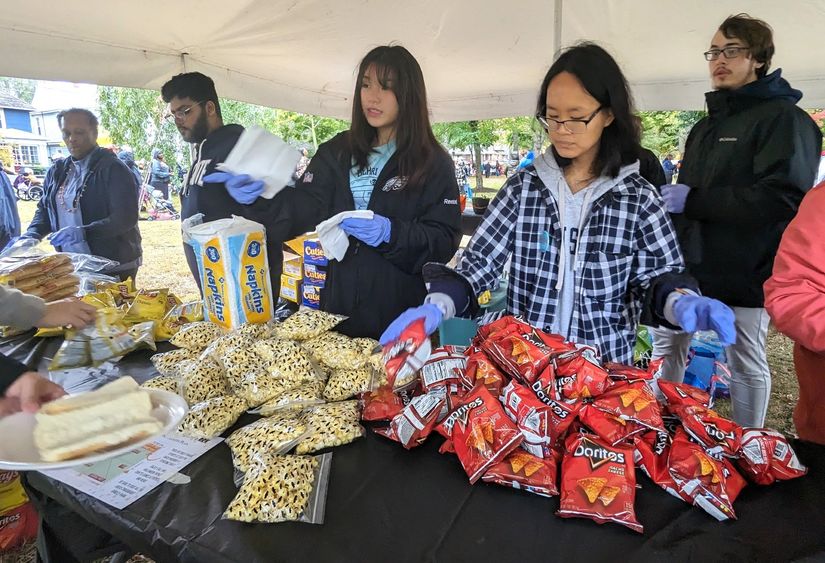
[161,72,287,293]
[25,109,142,281]
[651,14,822,427]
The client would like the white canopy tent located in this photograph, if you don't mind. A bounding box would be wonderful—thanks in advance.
[0,0,822,121]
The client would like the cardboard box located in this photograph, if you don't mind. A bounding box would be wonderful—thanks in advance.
[283,252,302,279]
[303,263,326,287]
[303,239,328,267]
[279,274,302,303]
[301,281,322,309]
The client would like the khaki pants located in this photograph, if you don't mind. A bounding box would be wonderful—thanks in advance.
[649,307,771,427]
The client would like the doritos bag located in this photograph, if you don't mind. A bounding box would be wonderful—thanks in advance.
[737,428,808,485]
[462,348,507,396]
[374,392,446,449]
[557,433,643,533]
[679,405,742,458]
[420,346,466,393]
[500,380,578,456]
[634,430,691,502]
[482,325,572,385]
[435,383,523,483]
[589,381,664,432]
[658,380,711,414]
[361,384,405,422]
[551,351,611,400]
[481,449,560,497]
[668,428,741,521]
[579,403,647,446]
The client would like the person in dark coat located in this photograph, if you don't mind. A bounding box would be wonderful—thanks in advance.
[24,108,142,281]
[651,14,822,427]
[117,148,143,196]
[149,148,171,199]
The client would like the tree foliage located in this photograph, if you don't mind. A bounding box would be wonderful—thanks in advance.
[638,110,706,156]
[433,120,500,189]
[0,78,36,103]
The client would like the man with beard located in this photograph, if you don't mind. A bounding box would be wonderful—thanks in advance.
[161,72,288,292]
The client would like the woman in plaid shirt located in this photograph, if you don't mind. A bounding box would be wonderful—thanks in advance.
[381,43,737,365]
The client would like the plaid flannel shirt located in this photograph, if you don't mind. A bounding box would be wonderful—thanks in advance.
[456,156,685,364]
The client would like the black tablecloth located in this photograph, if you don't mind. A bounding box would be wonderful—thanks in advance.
[9,342,825,563]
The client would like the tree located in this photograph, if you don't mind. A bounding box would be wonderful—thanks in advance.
[272,112,349,153]
[493,116,544,154]
[638,110,706,157]
[97,86,185,177]
[433,120,498,190]
[0,78,36,103]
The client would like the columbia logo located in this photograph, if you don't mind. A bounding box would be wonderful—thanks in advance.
[718,137,738,142]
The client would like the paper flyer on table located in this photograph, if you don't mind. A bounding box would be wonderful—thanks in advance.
[40,433,223,509]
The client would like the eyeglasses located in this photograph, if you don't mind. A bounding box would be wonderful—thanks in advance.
[536,106,603,134]
[703,46,749,61]
[164,100,205,122]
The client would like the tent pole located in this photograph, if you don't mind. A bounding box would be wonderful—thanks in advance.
[553,0,563,59]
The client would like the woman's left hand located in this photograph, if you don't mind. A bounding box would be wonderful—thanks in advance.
[340,215,391,247]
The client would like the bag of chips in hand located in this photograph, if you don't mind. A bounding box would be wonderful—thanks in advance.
[435,383,523,483]
[557,432,643,533]
[382,318,431,391]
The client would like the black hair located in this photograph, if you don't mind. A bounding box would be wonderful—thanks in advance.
[535,42,642,178]
[57,108,98,131]
[350,45,447,190]
[161,72,222,119]
[719,13,774,79]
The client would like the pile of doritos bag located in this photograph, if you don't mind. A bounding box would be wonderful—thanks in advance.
[371,315,807,534]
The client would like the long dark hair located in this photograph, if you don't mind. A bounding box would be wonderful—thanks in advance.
[350,45,445,189]
[536,42,642,178]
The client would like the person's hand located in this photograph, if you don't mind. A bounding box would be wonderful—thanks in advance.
[379,303,443,346]
[4,372,66,414]
[660,183,691,213]
[36,298,97,329]
[203,172,265,205]
[340,215,392,247]
[48,226,84,248]
[673,295,737,345]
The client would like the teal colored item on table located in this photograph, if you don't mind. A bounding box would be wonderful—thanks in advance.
[438,317,479,347]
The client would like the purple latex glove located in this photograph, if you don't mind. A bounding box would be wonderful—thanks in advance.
[661,183,691,213]
[673,295,737,345]
[48,226,84,248]
[379,303,443,346]
[203,172,264,205]
[340,215,391,247]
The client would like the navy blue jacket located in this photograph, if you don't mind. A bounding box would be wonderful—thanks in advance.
[27,147,142,268]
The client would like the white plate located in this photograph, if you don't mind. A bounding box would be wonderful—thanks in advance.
[0,389,189,471]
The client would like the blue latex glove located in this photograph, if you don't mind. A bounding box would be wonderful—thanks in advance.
[48,226,84,248]
[203,172,265,205]
[379,303,443,346]
[673,295,737,345]
[340,215,392,247]
[660,183,691,213]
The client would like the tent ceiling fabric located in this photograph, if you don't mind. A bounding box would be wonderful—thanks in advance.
[0,0,822,121]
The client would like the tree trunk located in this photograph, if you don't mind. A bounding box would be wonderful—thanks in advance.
[473,142,483,191]
[310,117,319,151]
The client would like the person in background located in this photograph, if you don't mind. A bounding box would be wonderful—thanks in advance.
[638,146,667,188]
[517,150,535,170]
[381,43,735,364]
[117,147,143,196]
[0,168,20,251]
[764,181,825,444]
[24,108,143,282]
[149,148,171,199]
[0,286,96,414]
[661,153,676,184]
[161,72,289,292]
[651,14,822,427]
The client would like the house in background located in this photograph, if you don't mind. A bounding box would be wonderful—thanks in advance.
[0,92,48,172]
[31,81,98,162]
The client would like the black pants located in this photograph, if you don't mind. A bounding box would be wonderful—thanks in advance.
[149,180,169,200]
